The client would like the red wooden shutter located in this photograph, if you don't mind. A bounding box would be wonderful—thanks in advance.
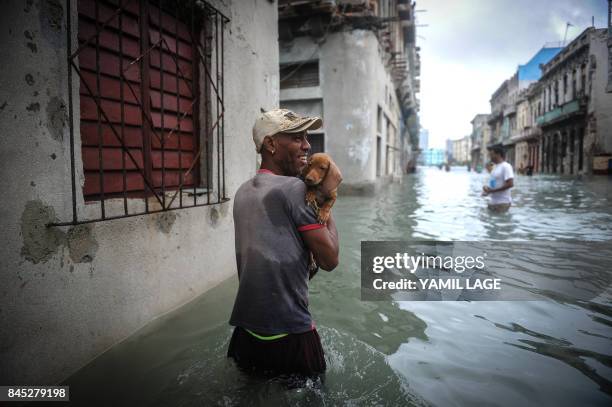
[78,0,199,200]
[147,1,199,191]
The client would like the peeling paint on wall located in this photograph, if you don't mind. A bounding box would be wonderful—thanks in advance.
[46,97,67,142]
[20,201,99,264]
[155,211,177,234]
[67,225,98,263]
[41,0,63,32]
[40,0,64,47]
[20,200,66,264]
[26,102,40,112]
[209,207,220,227]
[208,202,230,228]
[347,137,372,170]
[24,30,38,53]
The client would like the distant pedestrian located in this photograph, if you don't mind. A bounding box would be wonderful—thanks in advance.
[482,146,514,213]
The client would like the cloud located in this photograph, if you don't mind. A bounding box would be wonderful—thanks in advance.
[416,0,607,148]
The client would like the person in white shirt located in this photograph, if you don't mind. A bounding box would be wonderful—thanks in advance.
[482,145,514,212]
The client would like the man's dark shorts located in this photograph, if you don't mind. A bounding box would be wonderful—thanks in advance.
[227,326,326,376]
[487,202,511,213]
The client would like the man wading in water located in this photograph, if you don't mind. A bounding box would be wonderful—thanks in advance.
[482,145,514,213]
[227,109,339,375]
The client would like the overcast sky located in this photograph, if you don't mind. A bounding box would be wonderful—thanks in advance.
[416,0,608,148]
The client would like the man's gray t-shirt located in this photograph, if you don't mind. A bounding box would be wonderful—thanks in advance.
[229,170,323,334]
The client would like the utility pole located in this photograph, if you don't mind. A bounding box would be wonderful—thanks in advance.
[563,22,573,46]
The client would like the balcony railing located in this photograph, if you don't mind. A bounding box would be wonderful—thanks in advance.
[510,126,542,143]
[536,98,586,127]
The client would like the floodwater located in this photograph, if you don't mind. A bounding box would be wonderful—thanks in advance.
[65,167,612,406]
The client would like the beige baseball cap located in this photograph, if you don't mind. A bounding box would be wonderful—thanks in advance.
[252,108,322,153]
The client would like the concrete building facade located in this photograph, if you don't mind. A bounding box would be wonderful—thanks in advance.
[0,0,279,385]
[278,0,421,191]
[475,26,611,176]
[470,114,488,169]
[538,28,612,175]
[421,148,445,166]
[448,135,470,165]
[488,72,519,164]
[513,86,542,173]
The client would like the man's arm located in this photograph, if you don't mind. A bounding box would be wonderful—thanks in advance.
[484,178,514,194]
[301,214,339,271]
[483,164,514,194]
[495,178,514,192]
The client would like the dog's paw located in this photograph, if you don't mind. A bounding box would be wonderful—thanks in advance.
[305,190,318,209]
[318,208,330,224]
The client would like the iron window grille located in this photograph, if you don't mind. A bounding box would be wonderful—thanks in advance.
[50,0,229,227]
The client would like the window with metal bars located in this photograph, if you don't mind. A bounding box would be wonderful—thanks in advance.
[51,0,229,226]
[279,61,319,89]
[308,133,324,154]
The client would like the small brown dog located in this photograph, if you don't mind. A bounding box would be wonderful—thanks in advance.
[302,153,343,225]
[302,153,342,279]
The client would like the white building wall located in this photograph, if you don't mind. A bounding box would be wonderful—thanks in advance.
[589,30,612,154]
[280,30,403,191]
[0,0,278,385]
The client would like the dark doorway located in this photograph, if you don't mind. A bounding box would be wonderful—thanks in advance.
[569,129,575,174]
[578,128,584,171]
[308,133,324,154]
[376,136,382,177]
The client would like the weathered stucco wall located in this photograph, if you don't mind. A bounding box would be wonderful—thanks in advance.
[280,30,401,191]
[589,30,612,155]
[322,30,401,190]
[0,0,278,385]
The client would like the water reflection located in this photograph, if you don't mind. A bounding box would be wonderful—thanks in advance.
[65,167,612,406]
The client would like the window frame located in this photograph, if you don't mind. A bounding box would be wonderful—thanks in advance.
[49,0,230,227]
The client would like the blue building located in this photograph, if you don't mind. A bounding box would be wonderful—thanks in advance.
[518,43,563,89]
[421,148,446,166]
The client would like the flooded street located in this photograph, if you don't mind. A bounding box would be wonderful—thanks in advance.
[65,167,612,406]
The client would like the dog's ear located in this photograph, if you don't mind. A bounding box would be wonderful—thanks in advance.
[321,156,342,193]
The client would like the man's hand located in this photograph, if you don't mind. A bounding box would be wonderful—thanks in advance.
[301,214,339,271]
[483,179,513,196]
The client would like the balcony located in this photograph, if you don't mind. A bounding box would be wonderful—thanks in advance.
[536,98,586,127]
[487,109,503,124]
[510,126,542,143]
[503,104,517,116]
